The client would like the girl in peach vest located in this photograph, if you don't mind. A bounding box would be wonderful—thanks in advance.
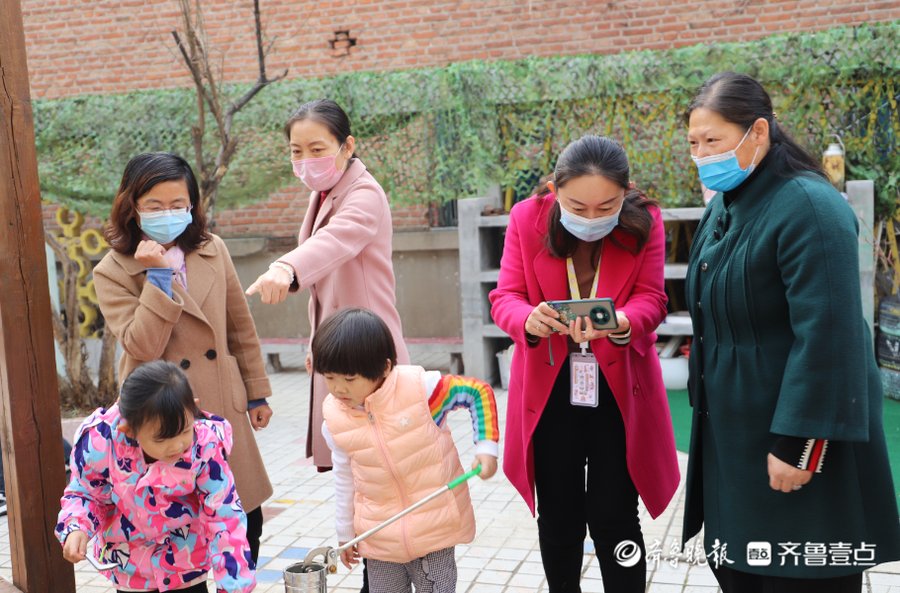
[312,308,499,593]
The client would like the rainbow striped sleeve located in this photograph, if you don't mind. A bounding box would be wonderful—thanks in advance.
[428,375,500,445]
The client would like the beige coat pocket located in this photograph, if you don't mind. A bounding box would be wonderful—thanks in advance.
[227,355,249,413]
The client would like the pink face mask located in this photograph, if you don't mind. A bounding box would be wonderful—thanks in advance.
[292,144,346,191]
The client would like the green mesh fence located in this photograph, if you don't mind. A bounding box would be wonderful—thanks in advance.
[34,21,899,220]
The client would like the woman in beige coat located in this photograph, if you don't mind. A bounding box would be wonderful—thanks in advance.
[94,152,273,562]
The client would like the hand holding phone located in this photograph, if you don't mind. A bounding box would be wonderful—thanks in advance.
[546,298,619,331]
[525,302,570,338]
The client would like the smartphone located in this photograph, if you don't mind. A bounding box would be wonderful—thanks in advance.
[546,298,619,331]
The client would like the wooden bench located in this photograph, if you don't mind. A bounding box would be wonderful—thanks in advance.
[259,337,464,374]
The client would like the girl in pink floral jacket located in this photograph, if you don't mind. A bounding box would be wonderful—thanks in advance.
[56,361,255,593]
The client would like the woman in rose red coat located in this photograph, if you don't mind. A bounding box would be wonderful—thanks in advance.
[490,136,679,593]
[246,99,409,472]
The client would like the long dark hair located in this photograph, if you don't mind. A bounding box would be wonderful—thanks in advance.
[119,360,201,440]
[284,99,358,159]
[540,135,656,257]
[105,152,209,254]
[311,308,397,381]
[685,72,825,179]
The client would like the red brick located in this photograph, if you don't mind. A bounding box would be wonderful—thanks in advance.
[21,0,900,235]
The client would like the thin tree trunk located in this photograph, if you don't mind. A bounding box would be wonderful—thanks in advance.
[97,328,118,405]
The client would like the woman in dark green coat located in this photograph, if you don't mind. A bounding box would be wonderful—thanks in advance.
[682,72,900,593]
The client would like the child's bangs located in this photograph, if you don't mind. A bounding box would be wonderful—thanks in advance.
[312,309,397,380]
[152,389,201,440]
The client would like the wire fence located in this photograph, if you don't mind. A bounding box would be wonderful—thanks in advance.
[34,21,898,220]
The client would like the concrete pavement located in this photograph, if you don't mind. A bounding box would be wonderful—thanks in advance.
[2,351,899,592]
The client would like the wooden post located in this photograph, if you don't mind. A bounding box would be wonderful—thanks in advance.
[0,1,77,591]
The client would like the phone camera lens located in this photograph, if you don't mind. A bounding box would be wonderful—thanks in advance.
[590,307,610,325]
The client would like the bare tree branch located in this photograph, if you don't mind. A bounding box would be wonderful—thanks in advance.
[170,0,287,221]
[253,0,266,80]
[225,0,287,128]
[264,36,278,56]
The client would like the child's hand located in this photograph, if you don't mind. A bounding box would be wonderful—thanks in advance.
[338,541,360,569]
[474,455,498,480]
[62,530,89,564]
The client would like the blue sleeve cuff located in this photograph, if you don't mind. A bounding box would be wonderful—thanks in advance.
[146,268,174,298]
[247,399,269,410]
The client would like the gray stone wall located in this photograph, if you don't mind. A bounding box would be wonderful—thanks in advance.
[226,229,461,340]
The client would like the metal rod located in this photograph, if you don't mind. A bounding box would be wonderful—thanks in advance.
[337,485,450,553]
[336,465,481,554]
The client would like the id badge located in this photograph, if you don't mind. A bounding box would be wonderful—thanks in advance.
[569,352,599,407]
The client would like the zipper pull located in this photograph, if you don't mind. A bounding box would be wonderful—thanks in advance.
[368,411,374,423]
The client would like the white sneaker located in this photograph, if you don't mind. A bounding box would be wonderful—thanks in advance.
[0,492,6,517]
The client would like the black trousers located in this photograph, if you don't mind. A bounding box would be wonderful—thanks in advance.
[360,558,370,592]
[711,565,863,593]
[246,505,263,565]
[533,359,646,593]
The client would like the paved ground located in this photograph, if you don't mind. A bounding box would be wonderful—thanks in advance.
[2,351,900,592]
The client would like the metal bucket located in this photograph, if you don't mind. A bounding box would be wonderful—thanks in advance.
[284,562,328,593]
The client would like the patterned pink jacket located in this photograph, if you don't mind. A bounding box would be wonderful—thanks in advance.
[56,405,255,592]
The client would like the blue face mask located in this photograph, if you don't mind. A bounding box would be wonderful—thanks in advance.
[138,208,192,244]
[559,202,621,242]
[691,126,760,193]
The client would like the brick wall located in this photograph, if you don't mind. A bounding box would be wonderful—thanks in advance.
[23,0,900,236]
[21,0,900,101]
[211,189,430,238]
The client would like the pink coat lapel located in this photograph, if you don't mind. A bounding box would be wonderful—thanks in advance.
[311,194,333,235]
[532,250,568,302]
[305,159,369,237]
[599,236,636,302]
[298,193,317,243]
[530,196,567,302]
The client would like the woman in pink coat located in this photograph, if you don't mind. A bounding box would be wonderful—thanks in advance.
[247,99,408,470]
[490,136,680,592]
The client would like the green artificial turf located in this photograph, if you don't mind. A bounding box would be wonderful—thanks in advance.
[666,390,900,499]
[666,389,693,454]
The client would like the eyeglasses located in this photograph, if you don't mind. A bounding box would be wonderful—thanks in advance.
[136,204,192,214]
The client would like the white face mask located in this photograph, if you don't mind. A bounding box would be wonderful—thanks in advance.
[559,202,622,242]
